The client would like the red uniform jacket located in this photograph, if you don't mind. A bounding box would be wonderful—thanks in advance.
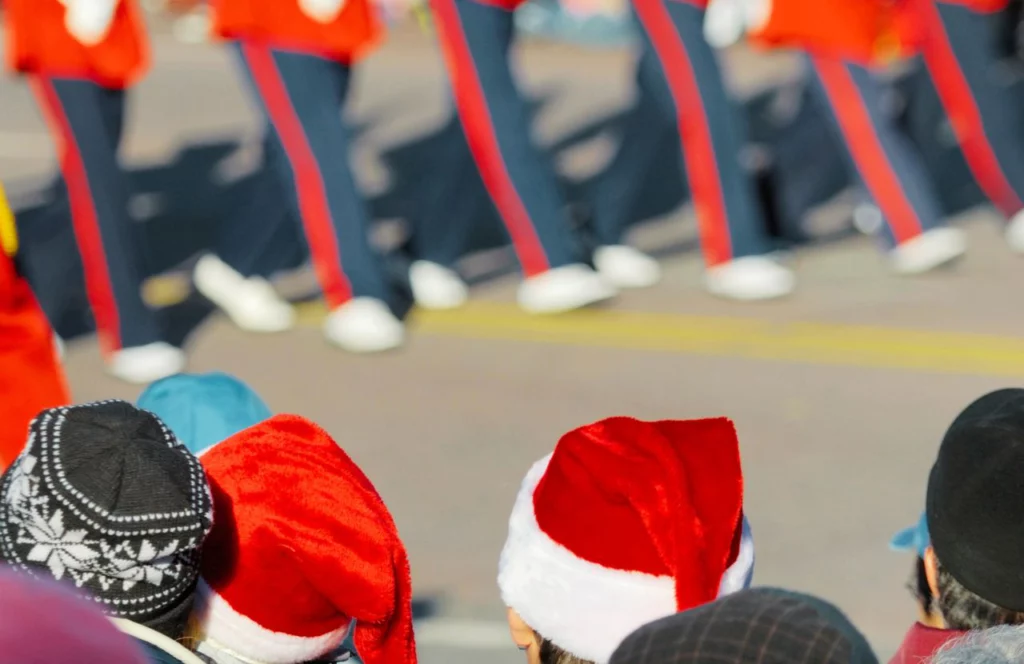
[3,0,150,89]
[212,0,384,64]
[0,254,71,473]
[749,0,919,66]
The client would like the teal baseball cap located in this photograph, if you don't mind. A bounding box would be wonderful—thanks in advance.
[890,512,930,557]
[138,372,272,455]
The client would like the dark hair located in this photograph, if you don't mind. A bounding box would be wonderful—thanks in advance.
[910,556,934,617]
[537,634,593,664]
[937,564,1024,630]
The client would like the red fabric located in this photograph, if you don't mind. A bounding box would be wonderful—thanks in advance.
[211,0,384,64]
[915,0,1023,216]
[888,623,965,664]
[811,55,925,244]
[633,0,735,266]
[749,0,917,66]
[30,77,124,354]
[464,0,526,11]
[0,255,71,473]
[936,0,1008,12]
[200,415,417,664]
[237,43,353,308]
[3,0,149,88]
[430,0,552,276]
[533,416,744,611]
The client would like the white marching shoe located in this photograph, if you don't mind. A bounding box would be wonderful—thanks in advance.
[1005,209,1024,254]
[193,254,295,333]
[323,297,404,353]
[593,245,662,289]
[107,342,185,385]
[517,264,617,314]
[890,228,966,275]
[704,255,795,301]
[409,261,469,310]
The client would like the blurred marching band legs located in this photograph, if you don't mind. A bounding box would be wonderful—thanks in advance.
[6,0,1024,383]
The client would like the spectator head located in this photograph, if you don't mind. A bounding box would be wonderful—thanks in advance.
[498,416,754,664]
[0,401,214,639]
[924,388,1024,630]
[137,372,272,455]
[930,626,1024,664]
[608,587,878,664]
[0,567,149,663]
[191,414,416,664]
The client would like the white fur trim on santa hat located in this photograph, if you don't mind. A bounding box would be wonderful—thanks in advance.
[193,581,350,664]
[498,455,754,664]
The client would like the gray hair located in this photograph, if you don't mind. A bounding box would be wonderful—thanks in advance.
[931,626,1024,664]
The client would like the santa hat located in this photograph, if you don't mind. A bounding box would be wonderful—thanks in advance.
[498,416,754,664]
[193,415,416,664]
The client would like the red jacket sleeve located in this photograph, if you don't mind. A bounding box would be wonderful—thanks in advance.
[212,0,384,64]
[748,0,917,66]
[4,0,149,88]
[0,255,70,473]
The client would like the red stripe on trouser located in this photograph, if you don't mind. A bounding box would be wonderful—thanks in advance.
[811,57,924,245]
[240,43,353,308]
[919,1,1022,216]
[430,0,551,276]
[632,0,733,266]
[29,77,122,354]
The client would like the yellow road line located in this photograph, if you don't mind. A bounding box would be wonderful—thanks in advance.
[143,275,1024,377]
[294,300,1024,377]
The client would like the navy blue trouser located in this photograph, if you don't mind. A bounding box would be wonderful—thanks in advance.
[31,77,162,353]
[596,0,772,265]
[920,1,1024,217]
[430,0,585,276]
[213,132,305,279]
[231,42,393,309]
[808,56,945,247]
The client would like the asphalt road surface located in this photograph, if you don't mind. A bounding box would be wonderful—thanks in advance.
[3,19,1024,664]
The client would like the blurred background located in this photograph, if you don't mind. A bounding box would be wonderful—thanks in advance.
[4,1,1024,661]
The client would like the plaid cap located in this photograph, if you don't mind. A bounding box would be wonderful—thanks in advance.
[609,588,878,664]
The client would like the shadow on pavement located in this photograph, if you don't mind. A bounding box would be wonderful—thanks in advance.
[12,63,994,345]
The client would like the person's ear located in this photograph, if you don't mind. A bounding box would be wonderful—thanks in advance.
[924,546,940,599]
[507,608,541,664]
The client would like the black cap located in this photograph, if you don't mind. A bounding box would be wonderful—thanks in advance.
[927,388,1024,612]
[609,587,877,664]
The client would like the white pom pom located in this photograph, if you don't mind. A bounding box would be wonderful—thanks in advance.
[298,0,347,23]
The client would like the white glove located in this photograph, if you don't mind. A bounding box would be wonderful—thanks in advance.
[62,0,120,46]
[703,0,746,49]
[742,0,771,34]
[299,0,347,23]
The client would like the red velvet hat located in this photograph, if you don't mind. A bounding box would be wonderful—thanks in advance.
[498,417,754,664]
[193,415,416,664]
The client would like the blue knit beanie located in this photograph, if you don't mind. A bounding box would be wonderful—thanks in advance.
[137,372,271,454]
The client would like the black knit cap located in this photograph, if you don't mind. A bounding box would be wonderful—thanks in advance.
[609,588,878,664]
[926,388,1024,612]
[0,400,213,638]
